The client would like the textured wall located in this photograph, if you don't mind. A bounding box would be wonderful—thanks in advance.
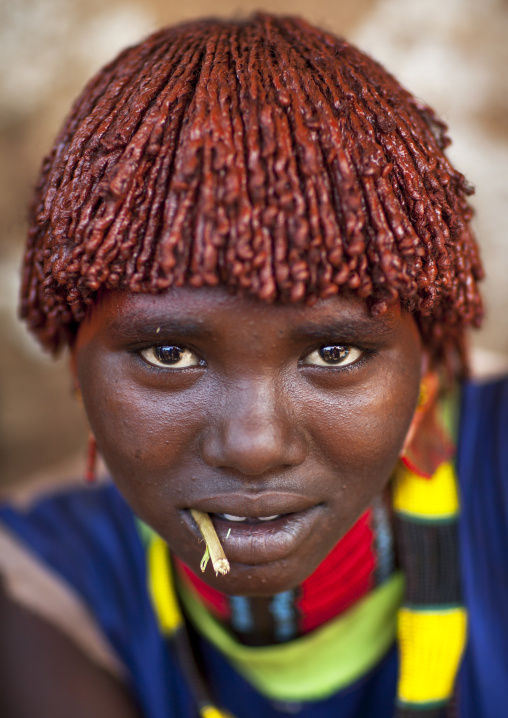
[1,0,506,486]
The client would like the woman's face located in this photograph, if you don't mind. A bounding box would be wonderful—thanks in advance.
[73,287,423,596]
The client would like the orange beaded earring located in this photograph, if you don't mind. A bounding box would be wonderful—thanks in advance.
[74,387,97,485]
[85,433,97,484]
[401,372,454,478]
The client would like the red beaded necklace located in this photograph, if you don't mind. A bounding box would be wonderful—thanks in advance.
[175,499,394,645]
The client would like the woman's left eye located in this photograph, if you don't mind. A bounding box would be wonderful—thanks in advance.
[303,345,363,368]
[139,345,203,369]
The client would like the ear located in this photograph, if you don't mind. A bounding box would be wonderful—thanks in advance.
[401,368,453,478]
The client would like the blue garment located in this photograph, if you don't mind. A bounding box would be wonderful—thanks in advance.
[1,378,507,717]
[457,378,508,718]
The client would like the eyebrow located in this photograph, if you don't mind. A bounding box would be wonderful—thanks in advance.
[105,308,398,344]
[106,316,215,342]
[289,316,397,343]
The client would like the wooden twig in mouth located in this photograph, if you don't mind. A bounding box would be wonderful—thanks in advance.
[190,509,230,576]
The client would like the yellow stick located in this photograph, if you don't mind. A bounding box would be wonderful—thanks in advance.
[190,509,230,576]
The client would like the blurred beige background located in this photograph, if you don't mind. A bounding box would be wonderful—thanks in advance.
[1,0,507,488]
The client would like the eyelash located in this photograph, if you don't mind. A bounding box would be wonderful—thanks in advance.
[300,345,375,372]
[137,344,205,370]
[136,342,374,372]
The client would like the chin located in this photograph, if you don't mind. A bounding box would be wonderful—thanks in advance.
[195,556,320,597]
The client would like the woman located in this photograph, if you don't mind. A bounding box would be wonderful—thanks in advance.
[0,13,506,718]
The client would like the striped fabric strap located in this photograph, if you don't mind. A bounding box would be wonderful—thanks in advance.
[200,707,233,718]
[146,533,231,718]
[147,534,183,634]
[393,461,467,715]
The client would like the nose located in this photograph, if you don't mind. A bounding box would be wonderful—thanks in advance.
[200,378,306,476]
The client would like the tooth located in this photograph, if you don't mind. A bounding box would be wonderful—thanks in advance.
[258,515,280,521]
[221,513,247,522]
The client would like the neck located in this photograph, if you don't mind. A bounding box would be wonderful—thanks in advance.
[175,496,394,646]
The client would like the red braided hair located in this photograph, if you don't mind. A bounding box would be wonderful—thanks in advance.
[20,13,484,375]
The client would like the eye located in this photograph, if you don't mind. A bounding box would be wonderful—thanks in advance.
[140,345,203,369]
[303,345,363,368]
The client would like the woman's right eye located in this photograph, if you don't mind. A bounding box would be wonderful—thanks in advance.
[139,345,203,369]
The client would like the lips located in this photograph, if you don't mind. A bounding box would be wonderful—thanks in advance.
[184,491,323,565]
[190,490,318,519]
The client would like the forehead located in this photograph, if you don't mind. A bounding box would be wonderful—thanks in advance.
[75,286,417,349]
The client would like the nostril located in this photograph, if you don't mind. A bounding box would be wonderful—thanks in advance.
[199,422,305,475]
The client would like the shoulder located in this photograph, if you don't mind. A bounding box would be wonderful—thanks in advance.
[456,372,508,715]
[0,478,151,717]
[457,372,508,495]
[0,479,191,716]
[0,479,141,595]
[0,480,146,676]
[456,368,508,529]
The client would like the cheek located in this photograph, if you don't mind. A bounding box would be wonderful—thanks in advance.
[307,369,420,493]
[78,355,204,491]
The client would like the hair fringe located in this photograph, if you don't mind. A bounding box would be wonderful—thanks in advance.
[20,13,483,375]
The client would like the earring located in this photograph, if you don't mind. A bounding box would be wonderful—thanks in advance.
[74,387,97,485]
[400,372,453,478]
[417,377,430,410]
[85,433,97,484]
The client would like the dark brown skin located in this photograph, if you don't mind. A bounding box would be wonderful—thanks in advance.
[0,287,423,716]
[73,286,423,596]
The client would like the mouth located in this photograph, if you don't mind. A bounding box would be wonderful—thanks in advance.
[214,513,282,523]
[184,493,324,566]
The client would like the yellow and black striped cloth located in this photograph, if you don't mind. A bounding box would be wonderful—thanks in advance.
[147,534,233,718]
[393,461,467,716]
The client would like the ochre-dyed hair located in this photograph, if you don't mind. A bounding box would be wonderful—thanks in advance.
[21,13,483,374]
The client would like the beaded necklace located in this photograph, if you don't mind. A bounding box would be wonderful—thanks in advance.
[143,459,466,718]
[174,499,393,645]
